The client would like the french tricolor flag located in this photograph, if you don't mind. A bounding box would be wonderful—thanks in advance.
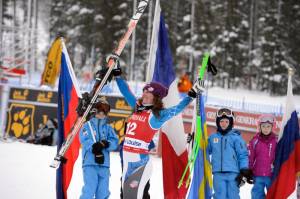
[147,1,189,198]
[266,70,300,199]
[56,39,82,199]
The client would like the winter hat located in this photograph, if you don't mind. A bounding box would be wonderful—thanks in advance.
[143,82,168,98]
[257,114,276,132]
[216,108,234,134]
[92,97,110,115]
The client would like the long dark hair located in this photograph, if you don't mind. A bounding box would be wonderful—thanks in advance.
[137,95,164,118]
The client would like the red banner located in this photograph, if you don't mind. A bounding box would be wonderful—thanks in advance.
[182,105,287,134]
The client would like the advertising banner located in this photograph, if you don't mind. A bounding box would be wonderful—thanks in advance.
[5,89,132,142]
[5,87,58,139]
[6,88,298,143]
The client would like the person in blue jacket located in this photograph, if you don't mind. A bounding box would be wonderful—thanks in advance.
[208,107,253,199]
[79,97,119,199]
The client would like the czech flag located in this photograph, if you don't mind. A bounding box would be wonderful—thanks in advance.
[56,39,82,199]
[266,71,300,199]
[147,1,189,198]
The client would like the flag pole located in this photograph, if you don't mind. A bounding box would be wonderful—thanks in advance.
[130,0,137,81]
[287,66,295,103]
[288,66,295,77]
[146,0,160,82]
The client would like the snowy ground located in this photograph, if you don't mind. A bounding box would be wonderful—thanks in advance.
[0,141,256,199]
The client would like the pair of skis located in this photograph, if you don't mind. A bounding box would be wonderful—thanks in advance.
[50,0,150,169]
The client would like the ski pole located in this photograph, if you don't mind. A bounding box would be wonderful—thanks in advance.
[178,53,209,187]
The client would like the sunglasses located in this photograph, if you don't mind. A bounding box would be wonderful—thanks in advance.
[217,108,234,118]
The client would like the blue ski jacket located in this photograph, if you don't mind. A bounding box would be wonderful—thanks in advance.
[208,129,249,173]
[79,117,119,167]
[115,77,192,129]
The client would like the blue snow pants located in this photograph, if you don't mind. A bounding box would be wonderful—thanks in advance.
[213,172,240,199]
[251,176,271,199]
[80,166,110,199]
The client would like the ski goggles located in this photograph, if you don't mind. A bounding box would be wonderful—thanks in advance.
[259,115,275,124]
[216,108,234,118]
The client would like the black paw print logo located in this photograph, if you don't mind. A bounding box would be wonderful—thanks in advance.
[11,109,30,138]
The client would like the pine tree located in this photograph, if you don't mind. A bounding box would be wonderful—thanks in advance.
[280,0,300,94]
[2,0,12,24]
[47,0,299,94]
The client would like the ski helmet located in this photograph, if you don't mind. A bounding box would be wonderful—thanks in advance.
[216,107,234,133]
[143,82,168,98]
[257,114,276,131]
[92,97,110,115]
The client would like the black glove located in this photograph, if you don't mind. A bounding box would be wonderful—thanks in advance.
[94,150,105,164]
[235,172,246,187]
[106,53,122,77]
[235,169,254,187]
[60,156,68,164]
[76,92,91,117]
[242,169,254,184]
[92,142,106,164]
[92,142,103,154]
[112,67,122,77]
[95,67,122,83]
[99,140,110,149]
[187,133,194,143]
[96,53,122,81]
[95,68,112,84]
[187,79,205,98]
[207,57,218,76]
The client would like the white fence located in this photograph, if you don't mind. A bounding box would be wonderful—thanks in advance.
[205,96,286,116]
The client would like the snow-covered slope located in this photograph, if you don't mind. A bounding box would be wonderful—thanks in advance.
[0,141,257,199]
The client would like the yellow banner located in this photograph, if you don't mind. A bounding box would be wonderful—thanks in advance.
[40,38,62,87]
